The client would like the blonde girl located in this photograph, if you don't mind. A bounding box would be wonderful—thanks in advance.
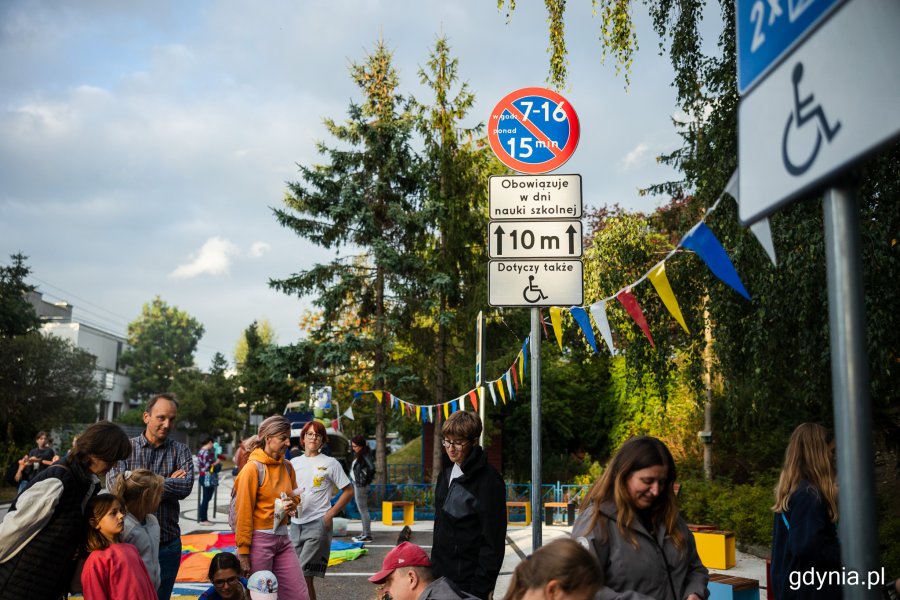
[770,423,841,600]
[81,494,158,599]
[503,538,603,600]
[110,469,165,590]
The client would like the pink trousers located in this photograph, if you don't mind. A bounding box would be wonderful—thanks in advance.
[249,531,310,600]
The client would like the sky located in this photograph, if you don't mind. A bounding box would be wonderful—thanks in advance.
[0,0,723,368]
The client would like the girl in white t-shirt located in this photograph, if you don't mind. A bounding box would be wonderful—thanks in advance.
[289,421,353,600]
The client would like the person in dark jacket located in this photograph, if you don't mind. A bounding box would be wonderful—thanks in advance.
[431,410,506,600]
[0,420,131,600]
[770,423,842,600]
[350,434,376,543]
[571,435,708,600]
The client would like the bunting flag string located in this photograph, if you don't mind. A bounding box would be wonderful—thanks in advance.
[539,168,776,356]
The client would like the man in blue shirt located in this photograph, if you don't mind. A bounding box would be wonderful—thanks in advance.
[108,393,193,600]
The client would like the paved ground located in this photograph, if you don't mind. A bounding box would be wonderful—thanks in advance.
[1,475,770,599]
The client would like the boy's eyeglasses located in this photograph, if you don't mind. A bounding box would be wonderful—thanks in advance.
[441,438,470,450]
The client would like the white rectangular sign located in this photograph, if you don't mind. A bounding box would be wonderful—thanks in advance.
[738,0,900,224]
[489,174,582,220]
[488,220,582,259]
[488,260,583,307]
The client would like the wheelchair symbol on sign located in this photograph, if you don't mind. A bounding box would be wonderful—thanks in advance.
[523,275,548,303]
[782,62,841,176]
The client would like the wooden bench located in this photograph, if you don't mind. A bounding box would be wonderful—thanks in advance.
[543,501,576,526]
[692,529,736,569]
[505,501,531,526]
[381,500,414,526]
[708,573,759,600]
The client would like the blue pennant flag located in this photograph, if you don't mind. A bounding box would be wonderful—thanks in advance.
[569,306,599,353]
[682,223,751,300]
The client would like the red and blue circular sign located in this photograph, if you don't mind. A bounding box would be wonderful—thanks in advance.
[488,87,580,174]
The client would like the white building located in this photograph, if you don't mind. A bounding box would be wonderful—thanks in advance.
[27,291,133,421]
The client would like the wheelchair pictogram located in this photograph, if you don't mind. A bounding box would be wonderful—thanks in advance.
[782,61,841,176]
[522,275,548,303]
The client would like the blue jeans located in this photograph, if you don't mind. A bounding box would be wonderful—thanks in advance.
[157,536,182,600]
[199,474,215,521]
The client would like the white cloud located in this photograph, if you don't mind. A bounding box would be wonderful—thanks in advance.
[249,241,271,258]
[620,143,650,171]
[170,236,240,279]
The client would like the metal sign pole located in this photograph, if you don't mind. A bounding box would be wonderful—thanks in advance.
[823,184,879,599]
[530,307,542,551]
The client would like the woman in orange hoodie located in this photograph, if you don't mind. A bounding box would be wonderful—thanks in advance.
[232,416,308,600]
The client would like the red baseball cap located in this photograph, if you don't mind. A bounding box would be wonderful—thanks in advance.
[368,542,432,584]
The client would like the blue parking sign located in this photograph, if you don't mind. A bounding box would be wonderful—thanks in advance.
[737,0,844,94]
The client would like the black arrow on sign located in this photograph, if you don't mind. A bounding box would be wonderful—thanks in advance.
[494,225,505,255]
[566,224,577,255]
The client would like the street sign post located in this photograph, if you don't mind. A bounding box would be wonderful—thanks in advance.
[489,174,582,219]
[487,88,580,174]
[488,260,584,308]
[737,0,900,224]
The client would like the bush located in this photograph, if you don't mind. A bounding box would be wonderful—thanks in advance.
[678,477,774,549]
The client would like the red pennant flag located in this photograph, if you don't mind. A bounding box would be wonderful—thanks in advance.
[384,391,392,405]
[616,289,656,348]
[468,390,478,412]
[511,362,519,390]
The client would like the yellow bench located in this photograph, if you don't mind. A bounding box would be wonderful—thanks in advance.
[381,500,415,526]
[505,501,531,526]
[692,529,736,569]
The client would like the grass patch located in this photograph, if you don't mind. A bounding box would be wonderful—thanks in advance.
[0,485,18,503]
[387,436,422,465]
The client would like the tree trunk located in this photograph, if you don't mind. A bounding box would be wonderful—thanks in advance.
[374,265,388,486]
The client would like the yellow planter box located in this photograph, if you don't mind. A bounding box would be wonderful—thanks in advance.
[692,530,736,570]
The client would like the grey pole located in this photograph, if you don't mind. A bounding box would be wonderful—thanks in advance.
[530,307,542,550]
[822,184,879,600]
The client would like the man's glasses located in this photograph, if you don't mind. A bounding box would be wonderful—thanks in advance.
[213,575,240,588]
[441,438,470,450]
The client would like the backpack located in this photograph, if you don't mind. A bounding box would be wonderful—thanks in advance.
[228,459,294,532]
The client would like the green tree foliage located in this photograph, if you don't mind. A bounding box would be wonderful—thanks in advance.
[271,40,423,482]
[412,35,499,481]
[0,333,103,444]
[233,319,276,367]
[0,253,41,338]
[174,352,243,439]
[236,321,294,422]
[119,296,205,404]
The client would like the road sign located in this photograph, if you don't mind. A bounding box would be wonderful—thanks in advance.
[488,260,583,307]
[487,88,580,174]
[737,0,843,95]
[488,220,582,259]
[738,0,900,224]
[489,174,582,219]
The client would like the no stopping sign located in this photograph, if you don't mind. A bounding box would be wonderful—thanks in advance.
[488,87,580,174]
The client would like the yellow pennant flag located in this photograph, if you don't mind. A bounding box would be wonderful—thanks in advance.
[517,351,524,383]
[648,262,690,333]
[416,405,421,422]
[549,307,564,350]
[373,391,383,404]
[498,379,507,404]
[443,402,449,420]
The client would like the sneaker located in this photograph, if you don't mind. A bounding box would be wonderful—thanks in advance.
[352,535,372,543]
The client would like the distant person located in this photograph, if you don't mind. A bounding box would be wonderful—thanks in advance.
[199,552,249,600]
[110,468,165,590]
[0,421,131,599]
[197,437,222,525]
[233,436,258,476]
[232,415,308,599]
[349,434,375,543]
[107,393,194,600]
[502,538,603,600]
[80,493,158,599]
[369,541,478,600]
[771,423,841,600]
[572,435,708,600]
[290,420,354,600]
[431,411,506,600]
[13,430,59,494]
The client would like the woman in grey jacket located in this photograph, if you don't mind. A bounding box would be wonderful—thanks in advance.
[572,436,709,600]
